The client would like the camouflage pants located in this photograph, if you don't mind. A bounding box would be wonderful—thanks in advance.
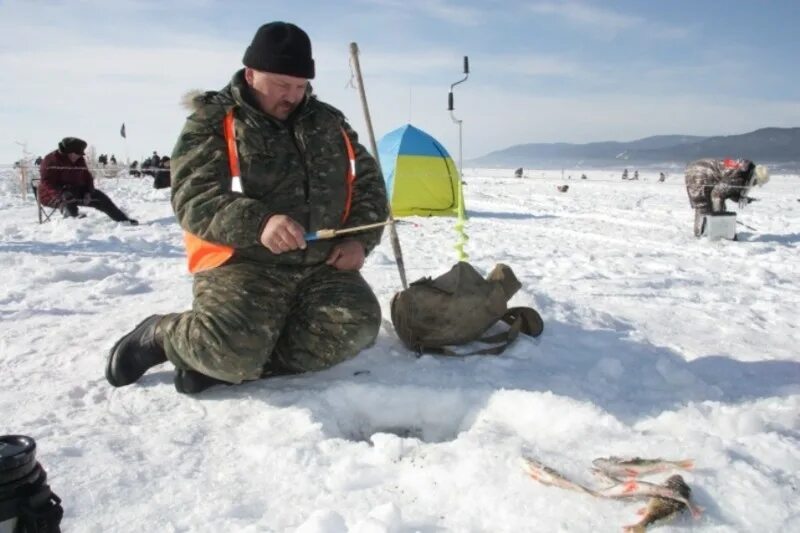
[686,179,730,214]
[158,261,381,383]
[686,180,723,236]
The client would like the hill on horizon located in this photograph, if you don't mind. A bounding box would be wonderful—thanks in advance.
[469,127,800,170]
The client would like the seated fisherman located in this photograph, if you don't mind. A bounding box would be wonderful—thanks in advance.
[38,137,138,225]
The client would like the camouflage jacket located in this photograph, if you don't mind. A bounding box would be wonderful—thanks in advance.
[171,70,388,266]
[684,158,754,211]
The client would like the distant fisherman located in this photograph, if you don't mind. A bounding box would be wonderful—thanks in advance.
[684,158,769,237]
[623,475,693,532]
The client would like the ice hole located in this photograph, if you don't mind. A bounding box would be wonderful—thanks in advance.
[316,384,480,444]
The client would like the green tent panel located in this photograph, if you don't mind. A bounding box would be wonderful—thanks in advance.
[378,124,461,217]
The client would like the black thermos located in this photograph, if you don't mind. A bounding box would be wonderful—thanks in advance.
[0,435,62,533]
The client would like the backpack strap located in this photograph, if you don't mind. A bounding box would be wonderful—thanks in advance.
[418,306,544,356]
[500,306,544,337]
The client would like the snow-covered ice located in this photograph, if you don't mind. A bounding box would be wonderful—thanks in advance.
[1,168,798,532]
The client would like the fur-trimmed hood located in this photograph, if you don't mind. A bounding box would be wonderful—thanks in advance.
[181,89,207,112]
[179,70,315,114]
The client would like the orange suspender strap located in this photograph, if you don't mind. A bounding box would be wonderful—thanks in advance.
[224,111,243,191]
[340,127,356,223]
[183,109,239,274]
[184,114,356,274]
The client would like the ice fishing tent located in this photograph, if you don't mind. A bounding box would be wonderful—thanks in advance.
[378,124,462,217]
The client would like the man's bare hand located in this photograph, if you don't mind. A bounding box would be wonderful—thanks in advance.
[83,193,92,205]
[325,239,365,271]
[260,214,306,254]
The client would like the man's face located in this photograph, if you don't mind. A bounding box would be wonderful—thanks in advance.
[244,68,307,120]
[67,153,82,163]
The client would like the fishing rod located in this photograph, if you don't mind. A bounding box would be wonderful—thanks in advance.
[304,219,397,241]
[736,220,758,231]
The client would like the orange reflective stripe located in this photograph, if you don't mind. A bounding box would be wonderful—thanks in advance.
[341,127,356,223]
[183,109,238,273]
[224,110,241,179]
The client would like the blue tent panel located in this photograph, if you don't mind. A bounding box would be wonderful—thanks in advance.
[378,124,453,196]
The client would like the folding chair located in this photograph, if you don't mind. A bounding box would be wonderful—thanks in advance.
[30,178,58,224]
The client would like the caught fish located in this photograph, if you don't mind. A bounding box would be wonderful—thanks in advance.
[521,456,598,496]
[592,456,694,479]
[623,475,693,532]
[590,467,622,486]
[596,477,702,518]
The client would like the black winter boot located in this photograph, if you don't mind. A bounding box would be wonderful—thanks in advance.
[174,369,228,394]
[106,315,167,387]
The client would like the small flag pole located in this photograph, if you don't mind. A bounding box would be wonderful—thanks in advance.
[120,123,130,169]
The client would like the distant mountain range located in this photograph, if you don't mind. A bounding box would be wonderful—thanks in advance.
[469,127,800,170]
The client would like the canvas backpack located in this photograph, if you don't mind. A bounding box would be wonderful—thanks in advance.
[390,262,543,355]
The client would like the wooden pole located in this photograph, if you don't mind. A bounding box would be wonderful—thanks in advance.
[16,142,29,201]
[349,42,408,289]
[19,164,27,201]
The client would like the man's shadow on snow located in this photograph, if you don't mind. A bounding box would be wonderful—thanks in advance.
[477,292,800,425]
[188,291,799,432]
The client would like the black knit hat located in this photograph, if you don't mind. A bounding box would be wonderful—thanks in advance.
[242,22,315,79]
[58,137,87,156]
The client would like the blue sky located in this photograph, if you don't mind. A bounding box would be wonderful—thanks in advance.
[1,0,798,164]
